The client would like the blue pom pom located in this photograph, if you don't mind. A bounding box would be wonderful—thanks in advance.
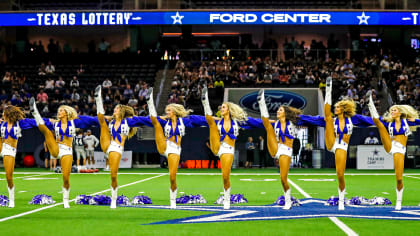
[90,195,111,205]
[117,195,130,206]
[368,197,392,205]
[176,194,207,204]
[29,194,56,205]
[131,195,152,205]
[0,195,9,207]
[274,196,301,206]
[214,194,248,204]
[326,196,339,206]
[76,195,93,205]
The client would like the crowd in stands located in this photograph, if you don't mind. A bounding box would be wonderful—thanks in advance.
[170,55,385,116]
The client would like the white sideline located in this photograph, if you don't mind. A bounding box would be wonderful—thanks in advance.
[288,179,358,236]
[405,175,420,180]
[0,173,166,223]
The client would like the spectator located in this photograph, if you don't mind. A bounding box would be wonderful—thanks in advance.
[305,71,315,85]
[364,131,380,144]
[123,84,134,100]
[245,137,255,168]
[37,89,48,103]
[45,61,55,74]
[70,76,79,88]
[76,64,85,75]
[55,76,65,89]
[45,78,55,91]
[71,89,80,103]
[98,38,110,53]
[128,95,138,107]
[38,63,47,75]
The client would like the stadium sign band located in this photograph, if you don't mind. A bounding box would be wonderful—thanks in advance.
[239,90,307,114]
[133,201,420,225]
[0,11,419,26]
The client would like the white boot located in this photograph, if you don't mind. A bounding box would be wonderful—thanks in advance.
[223,187,231,210]
[201,87,213,116]
[110,186,118,209]
[169,188,177,209]
[368,93,379,119]
[94,85,105,115]
[338,188,345,211]
[146,88,157,117]
[257,89,269,118]
[283,188,292,210]
[8,186,14,208]
[62,187,70,208]
[325,76,332,105]
[29,97,44,126]
[395,188,403,210]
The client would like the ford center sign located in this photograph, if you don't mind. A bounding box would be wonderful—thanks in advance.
[239,90,307,114]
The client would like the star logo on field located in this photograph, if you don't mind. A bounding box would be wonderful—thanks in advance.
[373,149,379,155]
[357,12,370,25]
[171,12,184,24]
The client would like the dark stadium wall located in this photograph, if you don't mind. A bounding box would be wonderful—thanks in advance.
[26,26,130,52]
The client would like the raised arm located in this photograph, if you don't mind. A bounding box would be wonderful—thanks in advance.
[74,115,100,129]
[126,116,153,128]
[350,114,374,127]
[238,117,265,129]
[182,115,209,128]
[407,119,420,126]
[297,115,326,127]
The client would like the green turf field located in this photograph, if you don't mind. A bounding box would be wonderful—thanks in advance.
[1,168,420,236]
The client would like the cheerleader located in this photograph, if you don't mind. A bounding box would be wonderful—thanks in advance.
[146,88,207,209]
[324,78,374,210]
[368,94,420,210]
[257,90,303,210]
[201,87,261,209]
[29,98,97,208]
[1,105,41,207]
[95,85,150,209]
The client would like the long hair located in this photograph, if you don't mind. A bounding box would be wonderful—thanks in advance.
[383,105,419,123]
[334,99,356,118]
[58,105,78,120]
[113,104,137,139]
[224,102,248,122]
[3,105,25,124]
[165,103,192,118]
[281,106,302,125]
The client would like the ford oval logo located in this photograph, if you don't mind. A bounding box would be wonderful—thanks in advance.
[239,90,307,114]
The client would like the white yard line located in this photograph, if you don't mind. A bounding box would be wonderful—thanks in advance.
[405,175,420,180]
[0,173,166,223]
[288,178,358,236]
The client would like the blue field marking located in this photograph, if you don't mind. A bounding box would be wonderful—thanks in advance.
[128,199,420,225]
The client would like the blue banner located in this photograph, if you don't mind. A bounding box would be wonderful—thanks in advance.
[0,11,418,26]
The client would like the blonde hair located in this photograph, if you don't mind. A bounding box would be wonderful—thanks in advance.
[3,105,25,124]
[383,105,419,123]
[224,102,248,122]
[335,99,356,118]
[165,103,192,118]
[113,104,137,139]
[281,106,303,125]
[58,105,78,120]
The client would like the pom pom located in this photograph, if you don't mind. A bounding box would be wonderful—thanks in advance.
[346,196,369,205]
[117,195,130,206]
[176,194,207,204]
[89,195,111,205]
[75,195,93,205]
[274,196,301,206]
[214,194,248,204]
[0,195,9,207]
[325,196,339,206]
[29,194,56,205]
[368,197,392,205]
[131,195,152,205]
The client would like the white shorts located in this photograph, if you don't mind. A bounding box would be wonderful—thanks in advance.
[86,149,94,157]
[58,144,73,159]
[75,148,86,160]
[0,143,17,158]
[328,140,348,154]
[217,142,234,157]
[163,140,181,157]
[274,143,293,159]
[106,141,124,155]
[389,141,406,155]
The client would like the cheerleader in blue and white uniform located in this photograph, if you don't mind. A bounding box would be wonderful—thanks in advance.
[257,90,304,210]
[95,85,150,209]
[322,77,373,210]
[1,105,41,208]
[201,87,262,209]
[368,94,420,210]
[146,88,208,209]
[29,98,98,208]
